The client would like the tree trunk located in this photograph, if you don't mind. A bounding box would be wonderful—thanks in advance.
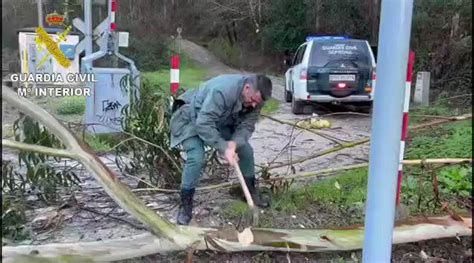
[1,87,189,245]
[369,0,380,46]
[225,24,234,46]
[450,13,460,41]
[315,0,321,32]
[2,216,471,262]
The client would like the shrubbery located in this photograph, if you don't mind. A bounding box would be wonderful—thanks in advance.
[121,36,173,72]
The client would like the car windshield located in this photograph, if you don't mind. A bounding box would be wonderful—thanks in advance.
[309,40,371,68]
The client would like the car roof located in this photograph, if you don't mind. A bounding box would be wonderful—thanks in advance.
[307,38,367,43]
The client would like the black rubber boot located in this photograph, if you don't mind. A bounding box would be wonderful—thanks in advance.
[177,188,195,225]
[243,177,269,208]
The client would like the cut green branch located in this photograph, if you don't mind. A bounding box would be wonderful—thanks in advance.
[2,87,189,244]
[2,140,77,159]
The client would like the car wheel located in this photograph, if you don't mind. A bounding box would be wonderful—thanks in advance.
[360,101,373,114]
[285,90,292,103]
[291,95,305,114]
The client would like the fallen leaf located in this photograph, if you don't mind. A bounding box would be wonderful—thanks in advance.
[334,181,341,190]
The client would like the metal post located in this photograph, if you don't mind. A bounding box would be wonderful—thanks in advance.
[105,0,115,55]
[177,27,182,54]
[84,0,93,56]
[65,0,69,21]
[362,0,414,262]
[396,50,415,206]
[83,0,96,132]
[37,0,44,28]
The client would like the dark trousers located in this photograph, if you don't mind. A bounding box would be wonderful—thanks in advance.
[180,128,255,189]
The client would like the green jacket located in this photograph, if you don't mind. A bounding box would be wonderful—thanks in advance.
[170,74,263,154]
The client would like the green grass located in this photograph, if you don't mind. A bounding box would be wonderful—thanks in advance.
[55,96,86,115]
[142,59,281,116]
[83,133,124,153]
[406,120,472,159]
[221,200,250,218]
[265,120,472,217]
[411,104,453,116]
[402,120,472,212]
[261,98,280,115]
[142,67,208,92]
[142,54,208,92]
[271,168,368,214]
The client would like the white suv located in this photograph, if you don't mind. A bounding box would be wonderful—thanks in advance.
[284,36,377,114]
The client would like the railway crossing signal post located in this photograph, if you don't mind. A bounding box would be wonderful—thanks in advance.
[362,0,414,262]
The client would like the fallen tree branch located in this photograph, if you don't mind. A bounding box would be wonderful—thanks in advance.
[2,140,76,159]
[2,87,191,245]
[81,122,183,173]
[409,114,472,131]
[402,158,472,165]
[434,94,472,103]
[320,112,371,117]
[263,137,370,171]
[269,158,471,182]
[132,182,236,193]
[132,158,472,193]
[79,206,147,231]
[264,113,472,172]
[261,114,348,145]
[3,216,471,262]
[266,130,304,170]
[409,114,459,120]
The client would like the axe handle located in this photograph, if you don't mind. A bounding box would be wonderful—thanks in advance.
[233,161,255,209]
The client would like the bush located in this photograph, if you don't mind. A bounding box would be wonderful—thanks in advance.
[9,116,81,203]
[84,134,113,153]
[438,166,472,198]
[207,38,242,67]
[56,97,85,115]
[261,0,307,53]
[116,77,183,187]
[121,36,172,72]
[1,192,29,242]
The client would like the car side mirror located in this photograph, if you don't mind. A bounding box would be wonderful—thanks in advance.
[284,58,292,67]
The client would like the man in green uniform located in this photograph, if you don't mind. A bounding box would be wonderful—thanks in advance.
[170,74,272,225]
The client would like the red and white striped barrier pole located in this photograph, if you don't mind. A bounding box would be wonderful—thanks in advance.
[396,50,415,205]
[110,0,117,31]
[170,55,180,96]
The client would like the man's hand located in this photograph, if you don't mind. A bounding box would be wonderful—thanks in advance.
[224,141,238,166]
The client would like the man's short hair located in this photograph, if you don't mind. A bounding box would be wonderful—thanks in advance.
[245,74,272,101]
